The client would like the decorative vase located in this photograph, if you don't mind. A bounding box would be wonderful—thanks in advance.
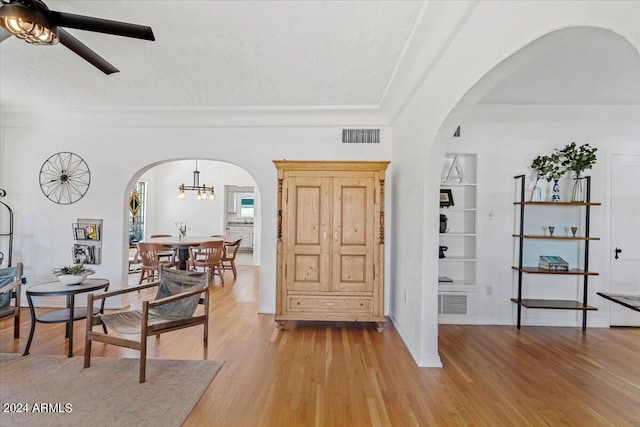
[571,176,585,202]
[58,273,87,285]
[529,177,543,201]
[551,179,561,202]
[179,230,187,241]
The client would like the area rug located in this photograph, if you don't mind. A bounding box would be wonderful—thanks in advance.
[0,353,224,427]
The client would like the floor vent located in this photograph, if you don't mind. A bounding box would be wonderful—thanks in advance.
[342,129,380,144]
[438,294,468,315]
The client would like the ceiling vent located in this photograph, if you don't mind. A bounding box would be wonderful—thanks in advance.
[342,129,380,144]
[438,293,467,315]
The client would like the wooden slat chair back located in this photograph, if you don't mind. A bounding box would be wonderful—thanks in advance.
[149,234,177,262]
[190,240,225,286]
[0,262,23,338]
[84,267,210,383]
[137,242,176,284]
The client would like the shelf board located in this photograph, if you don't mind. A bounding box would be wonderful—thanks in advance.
[510,298,597,311]
[440,208,477,212]
[441,232,476,237]
[441,256,476,262]
[512,234,600,241]
[440,183,477,187]
[514,201,601,206]
[438,281,478,292]
[512,266,599,275]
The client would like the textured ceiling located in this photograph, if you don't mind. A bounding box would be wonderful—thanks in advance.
[0,1,424,110]
[1,2,638,114]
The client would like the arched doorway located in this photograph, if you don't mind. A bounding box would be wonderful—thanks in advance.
[125,158,261,283]
[429,28,640,328]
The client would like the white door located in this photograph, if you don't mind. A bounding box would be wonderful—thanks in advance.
[610,155,640,326]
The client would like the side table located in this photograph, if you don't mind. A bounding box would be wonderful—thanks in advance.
[24,278,109,357]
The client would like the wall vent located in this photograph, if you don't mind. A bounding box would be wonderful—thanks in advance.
[438,294,467,315]
[342,129,380,144]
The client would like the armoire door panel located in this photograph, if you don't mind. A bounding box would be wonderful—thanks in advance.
[332,177,375,292]
[339,186,368,245]
[295,185,322,245]
[285,176,331,292]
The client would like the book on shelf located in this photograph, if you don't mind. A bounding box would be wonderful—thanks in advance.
[539,255,569,271]
[438,276,454,283]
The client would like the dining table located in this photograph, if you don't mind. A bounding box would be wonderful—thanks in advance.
[144,236,224,270]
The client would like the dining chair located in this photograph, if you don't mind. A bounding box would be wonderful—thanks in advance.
[0,262,23,338]
[190,240,225,285]
[137,242,177,284]
[84,267,210,383]
[149,234,177,262]
[221,239,242,280]
[190,235,225,268]
[128,244,141,274]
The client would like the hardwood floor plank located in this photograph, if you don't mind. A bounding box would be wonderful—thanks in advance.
[1,265,639,426]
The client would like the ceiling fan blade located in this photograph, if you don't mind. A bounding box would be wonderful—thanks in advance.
[58,28,118,75]
[48,11,155,41]
[0,27,11,42]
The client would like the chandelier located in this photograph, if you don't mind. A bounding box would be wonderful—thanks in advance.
[177,160,215,201]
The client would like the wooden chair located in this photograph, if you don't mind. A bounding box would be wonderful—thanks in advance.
[0,262,22,339]
[84,267,210,383]
[190,240,225,286]
[221,239,242,280]
[128,244,141,274]
[137,242,176,284]
[149,234,177,262]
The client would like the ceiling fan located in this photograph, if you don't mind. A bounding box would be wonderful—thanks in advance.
[0,0,155,74]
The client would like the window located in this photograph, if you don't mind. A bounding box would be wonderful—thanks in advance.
[129,181,146,243]
[239,197,254,218]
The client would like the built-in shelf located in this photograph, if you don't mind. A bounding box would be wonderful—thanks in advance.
[439,152,477,319]
[72,218,102,265]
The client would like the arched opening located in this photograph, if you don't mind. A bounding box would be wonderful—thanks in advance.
[426,27,640,335]
[123,158,261,289]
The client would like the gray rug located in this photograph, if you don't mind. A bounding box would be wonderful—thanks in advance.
[0,353,224,427]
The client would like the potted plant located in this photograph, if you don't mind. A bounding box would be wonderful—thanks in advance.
[530,153,564,201]
[52,264,95,285]
[556,142,597,202]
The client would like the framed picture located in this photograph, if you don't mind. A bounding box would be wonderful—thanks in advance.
[440,189,454,208]
[74,226,86,240]
[85,224,98,240]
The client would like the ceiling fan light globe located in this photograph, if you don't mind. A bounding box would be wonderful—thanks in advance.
[0,5,58,45]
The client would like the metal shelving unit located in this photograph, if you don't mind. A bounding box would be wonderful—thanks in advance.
[511,175,601,331]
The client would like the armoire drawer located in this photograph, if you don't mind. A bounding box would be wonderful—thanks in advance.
[287,296,372,313]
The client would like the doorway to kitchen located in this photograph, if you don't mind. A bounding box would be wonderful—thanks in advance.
[225,185,255,262]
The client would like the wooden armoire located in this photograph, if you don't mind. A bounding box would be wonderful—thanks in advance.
[273,160,389,332]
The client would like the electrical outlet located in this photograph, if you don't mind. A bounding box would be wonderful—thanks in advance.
[486,285,493,296]
[488,210,495,220]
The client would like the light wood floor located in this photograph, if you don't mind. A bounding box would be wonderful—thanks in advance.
[1,266,639,426]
